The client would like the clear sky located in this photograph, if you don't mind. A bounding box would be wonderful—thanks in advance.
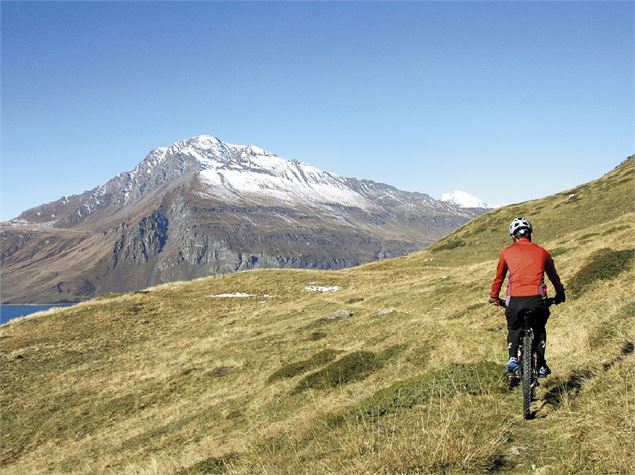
[1,1,633,220]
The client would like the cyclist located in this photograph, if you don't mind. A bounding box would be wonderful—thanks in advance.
[489,217,565,378]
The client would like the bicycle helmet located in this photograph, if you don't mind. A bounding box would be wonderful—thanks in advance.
[508,216,532,238]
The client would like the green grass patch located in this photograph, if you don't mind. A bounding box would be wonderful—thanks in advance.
[432,239,466,252]
[292,346,404,394]
[293,351,377,393]
[550,246,568,257]
[353,361,505,420]
[579,232,601,241]
[404,344,434,368]
[588,325,622,350]
[620,301,635,318]
[569,248,633,296]
[588,302,635,349]
[601,224,630,236]
[268,349,339,382]
[175,453,239,475]
[377,344,407,362]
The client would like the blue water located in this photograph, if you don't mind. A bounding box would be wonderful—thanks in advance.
[0,304,75,324]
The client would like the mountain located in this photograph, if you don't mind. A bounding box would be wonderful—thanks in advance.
[1,156,631,474]
[441,190,498,209]
[0,135,484,303]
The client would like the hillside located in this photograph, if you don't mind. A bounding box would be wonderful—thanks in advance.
[0,135,482,304]
[1,156,633,474]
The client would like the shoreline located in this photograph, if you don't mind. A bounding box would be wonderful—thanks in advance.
[0,303,79,306]
[1,303,78,325]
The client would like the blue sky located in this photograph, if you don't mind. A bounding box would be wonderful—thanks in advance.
[1,1,633,219]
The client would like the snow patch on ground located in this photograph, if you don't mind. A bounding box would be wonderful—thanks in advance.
[207,292,275,298]
[305,285,339,293]
[208,293,256,298]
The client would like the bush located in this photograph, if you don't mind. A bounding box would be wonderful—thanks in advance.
[568,248,633,296]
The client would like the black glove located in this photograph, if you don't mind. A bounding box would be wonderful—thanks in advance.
[489,297,502,307]
[554,292,566,304]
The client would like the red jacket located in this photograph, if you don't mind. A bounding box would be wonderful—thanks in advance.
[490,238,564,299]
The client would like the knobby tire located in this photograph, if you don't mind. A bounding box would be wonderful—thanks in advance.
[522,333,533,419]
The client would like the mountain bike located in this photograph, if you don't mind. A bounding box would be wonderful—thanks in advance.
[501,298,557,419]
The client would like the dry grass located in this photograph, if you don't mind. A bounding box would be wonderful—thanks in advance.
[1,157,633,474]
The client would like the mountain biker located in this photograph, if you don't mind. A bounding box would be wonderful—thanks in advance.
[489,217,565,378]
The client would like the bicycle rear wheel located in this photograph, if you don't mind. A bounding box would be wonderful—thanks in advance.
[522,333,533,419]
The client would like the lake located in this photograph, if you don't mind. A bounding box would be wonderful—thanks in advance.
[0,304,76,325]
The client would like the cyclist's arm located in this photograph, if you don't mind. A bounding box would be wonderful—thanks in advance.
[545,252,565,295]
[490,253,508,299]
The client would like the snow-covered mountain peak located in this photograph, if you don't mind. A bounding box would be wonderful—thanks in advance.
[441,190,496,209]
[190,134,222,145]
[110,134,371,211]
[157,135,281,168]
[184,135,274,156]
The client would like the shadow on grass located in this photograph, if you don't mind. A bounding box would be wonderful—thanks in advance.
[602,340,634,371]
[542,369,594,409]
[541,340,633,411]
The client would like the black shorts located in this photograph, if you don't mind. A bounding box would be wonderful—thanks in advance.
[504,296,550,363]
[505,295,550,328]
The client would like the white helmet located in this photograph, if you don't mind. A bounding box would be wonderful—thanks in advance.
[508,216,532,237]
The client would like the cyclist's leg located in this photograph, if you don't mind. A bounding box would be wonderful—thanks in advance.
[532,306,550,368]
[505,299,523,360]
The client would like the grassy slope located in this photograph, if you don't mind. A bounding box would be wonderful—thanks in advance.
[1,157,633,474]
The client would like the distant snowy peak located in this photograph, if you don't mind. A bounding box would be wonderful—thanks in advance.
[441,190,498,209]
